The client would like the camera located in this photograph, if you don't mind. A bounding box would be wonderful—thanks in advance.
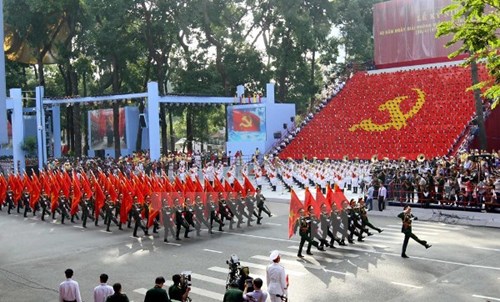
[225,254,241,289]
[180,271,192,288]
[226,254,240,270]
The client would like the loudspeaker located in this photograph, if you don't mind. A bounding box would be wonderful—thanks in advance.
[273,132,282,139]
[139,113,147,128]
[283,123,287,129]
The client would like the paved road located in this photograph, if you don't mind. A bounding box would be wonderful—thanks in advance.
[0,200,499,302]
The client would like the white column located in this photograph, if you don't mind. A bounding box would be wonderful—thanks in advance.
[147,82,161,161]
[10,88,24,173]
[52,105,61,158]
[35,86,46,170]
[266,83,275,103]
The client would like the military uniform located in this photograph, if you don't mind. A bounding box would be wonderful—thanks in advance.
[398,207,431,258]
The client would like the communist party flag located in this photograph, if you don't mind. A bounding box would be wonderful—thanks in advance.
[224,180,234,200]
[93,177,106,218]
[316,186,330,214]
[289,189,303,239]
[304,188,320,218]
[214,177,226,199]
[232,109,260,132]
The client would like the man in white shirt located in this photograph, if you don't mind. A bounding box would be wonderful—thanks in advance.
[93,273,114,302]
[59,268,82,302]
[378,184,387,211]
[266,250,287,302]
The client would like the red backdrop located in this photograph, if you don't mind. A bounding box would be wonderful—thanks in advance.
[373,0,464,68]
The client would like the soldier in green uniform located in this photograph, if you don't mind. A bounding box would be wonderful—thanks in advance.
[398,205,432,258]
[295,206,323,258]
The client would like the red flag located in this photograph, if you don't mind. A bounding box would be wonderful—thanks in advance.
[330,191,347,210]
[304,188,320,218]
[289,189,303,239]
[148,192,161,228]
[174,176,184,193]
[243,174,256,195]
[232,109,260,131]
[94,180,106,218]
[224,180,234,200]
[70,174,82,216]
[316,186,330,214]
[233,178,245,198]
[213,177,226,199]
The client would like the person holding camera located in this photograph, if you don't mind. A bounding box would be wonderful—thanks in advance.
[237,267,253,293]
[244,278,268,302]
[168,274,191,302]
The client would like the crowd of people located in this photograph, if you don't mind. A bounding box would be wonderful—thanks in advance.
[58,250,288,302]
[269,150,500,210]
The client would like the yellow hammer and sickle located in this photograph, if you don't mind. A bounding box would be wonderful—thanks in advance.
[349,88,426,132]
[240,115,253,128]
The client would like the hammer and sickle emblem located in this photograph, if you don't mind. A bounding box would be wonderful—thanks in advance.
[240,115,253,128]
[349,88,426,132]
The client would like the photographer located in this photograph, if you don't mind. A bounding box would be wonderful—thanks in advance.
[244,278,268,302]
[237,267,253,293]
[168,274,191,302]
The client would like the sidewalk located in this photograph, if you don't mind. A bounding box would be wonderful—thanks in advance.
[260,185,500,229]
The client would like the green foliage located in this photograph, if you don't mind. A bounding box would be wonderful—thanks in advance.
[20,136,37,156]
[436,0,500,100]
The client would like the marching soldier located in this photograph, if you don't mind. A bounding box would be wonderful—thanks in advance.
[104,197,119,232]
[398,205,431,258]
[295,206,323,258]
[193,195,211,235]
[218,192,234,230]
[255,188,272,224]
[319,203,336,249]
[6,185,14,215]
[207,194,224,232]
[183,197,196,236]
[174,198,190,240]
[38,189,50,221]
[359,199,383,234]
[57,190,70,224]
[80,193,92,228]
[161,199,176,242]
[21,187,31,218]
[131,201,148,237]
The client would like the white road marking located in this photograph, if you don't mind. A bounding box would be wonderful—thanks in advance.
[73,225,84,229]
[287,245,360,258]
[203,248,223,253]
[208,266,229,274]
[473,247,500,252]
[472,294,500,301]
[265,222,281,226]
[165,242,181,246]
[277,250,343,264]
[391,282,422,289]
[191,273,227,286]
[133,288,148,295]
[190,286,224,300]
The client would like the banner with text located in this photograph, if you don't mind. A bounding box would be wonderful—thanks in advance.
[373,0,462,68]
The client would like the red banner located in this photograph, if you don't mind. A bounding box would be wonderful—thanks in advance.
[373,0,463,68]
[232,110,260,132]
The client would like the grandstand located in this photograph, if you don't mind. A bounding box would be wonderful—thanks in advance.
[279,64,491,160]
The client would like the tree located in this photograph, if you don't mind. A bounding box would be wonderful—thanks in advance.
[436,0,499,100]
[436,0,500,150]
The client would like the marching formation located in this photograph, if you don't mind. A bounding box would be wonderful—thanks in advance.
[289,186,384,258]
[0,161,273,241]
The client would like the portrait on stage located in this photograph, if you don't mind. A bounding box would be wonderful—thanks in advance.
[89,108,127,150]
